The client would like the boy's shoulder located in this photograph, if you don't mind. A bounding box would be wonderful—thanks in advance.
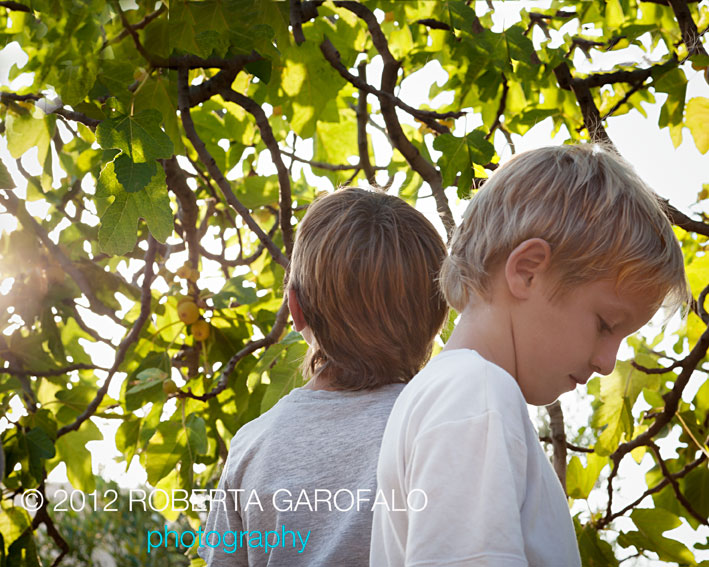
[225,384,406,465]
[392,349,529,439]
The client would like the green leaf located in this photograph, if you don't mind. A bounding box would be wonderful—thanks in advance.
[96,160,173,254]
[574,518,619,567]
[212,275,259,309]
[5,112,51,160]
[96,109,174,162]
[124,352,171,411]
[234,175,280,209]
[6,529,40,567]
[567,452,607,499]
[591,361,659,455]
[683,466,709,524]
[51,419,102,492]
[618,508,696,565]
[434,130,494,188]
[653,68,687,128]
[686,97,709,154]
[260,342,307,413]
[0,159,15,189]
[53,59,97,106]
[113,154,157,193]
[0,502,31,558]
[142,412,207,485]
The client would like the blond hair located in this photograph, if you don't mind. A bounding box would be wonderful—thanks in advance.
[440,144,688,312]
[287,187,448,390]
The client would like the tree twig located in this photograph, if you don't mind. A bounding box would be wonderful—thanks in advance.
[547,400,568,492]
[222,90,294,258]
[181,298,290,401]
[57,236,158,437]
[176,69,288,268]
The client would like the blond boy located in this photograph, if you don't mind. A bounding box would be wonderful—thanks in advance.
[200,187,447,566]
[370,145,688,566]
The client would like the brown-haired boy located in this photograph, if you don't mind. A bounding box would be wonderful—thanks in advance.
[199,187,447,565]
[371,144,688,566]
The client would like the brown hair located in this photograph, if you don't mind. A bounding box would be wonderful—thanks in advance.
[440,144,689,312]
[287,187,448,390]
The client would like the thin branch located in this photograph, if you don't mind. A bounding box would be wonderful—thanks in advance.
[0,92,100,128]
[322,6,455,237]
[664,200,709,238]
[198,216,278,269]
[222,90,295,258]
[486,74,508,139]
[0,1,30,12]
[631,359,681,375]
[176,69,288,268]
[540,437,595,453]
[547,400,568,491]
[579,58,676,88]
[357,62,377,186]
[599,81,646,122]
[279,149,386,172]
[667,0,708,56]
[553,62,616,149]
[647,440,709,526]
[57,236,158,437]
[31,482,70,567]
[101,4,166,51]
[290,0,306,44]
[611,324,709,464]
[318,38,462,132]
[163,157,200,277]
[1,363,110,377]
[597,453,707,528]
[415,18,451,31]
[67,302,114,346]
[181,298,290,401]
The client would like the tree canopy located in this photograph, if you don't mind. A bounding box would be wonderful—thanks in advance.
[0,1,708,566]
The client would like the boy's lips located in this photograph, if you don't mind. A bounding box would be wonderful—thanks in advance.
[570,374,590,385]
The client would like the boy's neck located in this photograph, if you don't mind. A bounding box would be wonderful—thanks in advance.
[442,299,518,380]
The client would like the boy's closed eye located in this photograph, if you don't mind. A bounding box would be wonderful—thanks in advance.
[597,316,613,334]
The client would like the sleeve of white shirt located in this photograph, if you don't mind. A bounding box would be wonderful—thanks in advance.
[198,472,249,567]
[403,410,529,567]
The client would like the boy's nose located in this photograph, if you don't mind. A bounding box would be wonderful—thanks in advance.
[591,340,620,376]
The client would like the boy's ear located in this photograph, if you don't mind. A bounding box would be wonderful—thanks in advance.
[505,238,552,299]
[288,288,308,332]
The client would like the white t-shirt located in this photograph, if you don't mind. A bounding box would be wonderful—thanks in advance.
[370,349,581,567]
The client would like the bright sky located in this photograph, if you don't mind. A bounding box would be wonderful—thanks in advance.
[0,2,707,565]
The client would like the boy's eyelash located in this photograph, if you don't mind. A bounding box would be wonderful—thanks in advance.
[598,317,612,333]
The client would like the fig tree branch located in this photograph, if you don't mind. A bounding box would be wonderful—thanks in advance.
[176,69,288,268]
[222,90,295,258]
[181,297,290,401]
[318,37,462,132]
[0,1,30,12]
[597,453,707,528]
[57,235,158,437]
[1,363,110,376]
[325,3,456,237]
[163,157,200,275]
[279,149,388,172]
[0,92,100,128]
[547,400,568,491]
[667,0,708,56]
[357,62,377,186]
[647,440,709,526]
[101,4,166,51]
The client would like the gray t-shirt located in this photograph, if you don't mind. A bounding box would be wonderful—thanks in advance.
[198,383,404,566]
